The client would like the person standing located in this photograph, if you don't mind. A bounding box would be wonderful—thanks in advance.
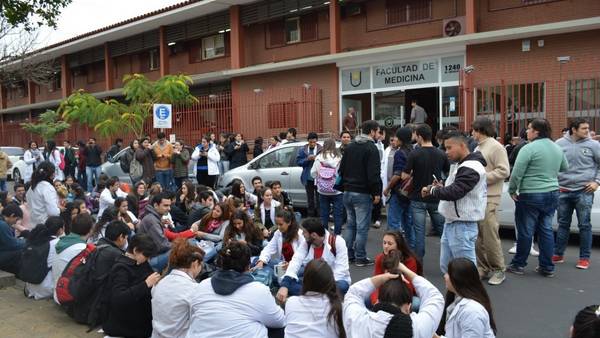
[61,140,77,180]
[217,133,231,174]
[153,132,174,192]
[76,140,87,189]
[225,133,249,169]
[192,136,220,188]
[23,141,44,184]
[553,118,600,270]
[383,128,413,237]
[107,138,123,161]
[253,136,264,158]
[410,99,427,124]
[507,118,568,278]
[44,140,64,181]
[421,133,487,274]
[471,117,510,285]
[83,138,103,192]
[311,138,343,235]
[296,132,322,218]
[0,149,12,192]
[343,107,358,133]
[402,124,449,259]
[136,138,155,185]
[339,120,382,266]
[171,140,191,190]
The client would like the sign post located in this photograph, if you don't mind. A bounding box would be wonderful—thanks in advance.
[153,104,172,129]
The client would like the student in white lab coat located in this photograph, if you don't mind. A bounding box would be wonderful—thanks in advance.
[343,261,444,338]
[434,258,496,338]
[285,259,346,338]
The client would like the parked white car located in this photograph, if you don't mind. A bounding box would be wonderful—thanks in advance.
[0,147,25,181]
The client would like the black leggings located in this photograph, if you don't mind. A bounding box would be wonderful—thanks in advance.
[196,170,217,188]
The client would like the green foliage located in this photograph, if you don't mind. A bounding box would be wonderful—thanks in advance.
[21,109,70,140]
[58,74,197,139]
[1,0,73,29]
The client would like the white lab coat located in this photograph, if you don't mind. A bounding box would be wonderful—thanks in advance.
[284,230,351,284]
[186,278,285,338]
[285,292,341,338]
[440,297,496,338]
[25,237,59,300]
[52,242,87,304]
[47,149,64,181]
[380,146,396,205]
[258,229,305,264]
[26,181,60,227]
[192,144,221,176]
[98,188,128,219]
[23,149,44,183]
[343,276,445,338]
[151,269,197,338]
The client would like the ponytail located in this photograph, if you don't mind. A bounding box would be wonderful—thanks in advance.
[572,305,600,338]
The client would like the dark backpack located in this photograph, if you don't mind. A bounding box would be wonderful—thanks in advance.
[55,243,96,305]
[18,241,50,284]
[119,151,131,173]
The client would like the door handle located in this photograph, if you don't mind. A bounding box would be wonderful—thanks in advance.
[281,171,289,175]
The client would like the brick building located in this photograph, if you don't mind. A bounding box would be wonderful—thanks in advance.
[1,0,599,147]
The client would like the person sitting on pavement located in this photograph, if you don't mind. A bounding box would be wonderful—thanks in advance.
[152,238,204,338]
[569,304,600,338]
[227,180,258,217]
[26,161,61,227]
[187,191,215,228]
[137,192,174,272]
[102,234,160,338]
[88,206,119,243]
[254,187,282,238]
[187,241,285,338]
[223,209,264,257]
[277,218,351,303]
[343,261,444,338]
[434,258,497,338]
[269,180,294,210]
[98,176,127,219]
[0,203,26,274]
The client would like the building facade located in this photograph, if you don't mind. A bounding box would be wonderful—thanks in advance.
[1,0,599,147]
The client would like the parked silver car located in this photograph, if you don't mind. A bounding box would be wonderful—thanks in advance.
[0,147,24,180]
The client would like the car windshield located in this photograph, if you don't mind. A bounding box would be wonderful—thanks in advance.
[1,147,24,156]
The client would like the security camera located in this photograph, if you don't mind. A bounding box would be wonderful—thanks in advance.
[463,65,475,74]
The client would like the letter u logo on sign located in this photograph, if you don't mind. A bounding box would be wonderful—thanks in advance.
[350,71,362,88]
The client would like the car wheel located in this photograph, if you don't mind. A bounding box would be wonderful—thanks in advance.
[12,168,21,183]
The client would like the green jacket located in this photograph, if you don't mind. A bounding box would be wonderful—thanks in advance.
[171,148,190,178]
[55,233,86,254]
[509,138,568,194]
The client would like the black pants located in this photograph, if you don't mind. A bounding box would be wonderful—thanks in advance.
[64,165,76,179]
[305,182,319,217]
[372,199,382,223]
[196,170,217,189]
[174,177,186,191]
[0,250,22,275]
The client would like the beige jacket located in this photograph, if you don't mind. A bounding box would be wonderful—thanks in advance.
[475,137,510,204]
[0,151,13,179]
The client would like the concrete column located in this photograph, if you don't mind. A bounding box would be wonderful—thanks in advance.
[159,26,170,77]
[329,0,341,54]
[27,80,35,104]
[104,42,114,90]
[61,55,72,97]
[230,5,245,69]
[465,0,477,34]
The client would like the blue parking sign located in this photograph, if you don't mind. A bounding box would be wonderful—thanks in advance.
[153,104,172,129]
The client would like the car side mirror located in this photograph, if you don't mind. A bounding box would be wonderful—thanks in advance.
[249,162,258,170]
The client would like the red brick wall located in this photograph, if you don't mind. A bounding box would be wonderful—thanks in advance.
[34,83,62,103]
[340,0,464,51]
[479,0,600,31]
[467,29,600,138]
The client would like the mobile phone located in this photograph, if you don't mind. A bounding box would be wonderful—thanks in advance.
[432,174,439,183]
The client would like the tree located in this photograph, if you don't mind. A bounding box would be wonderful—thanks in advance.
[21,109,70,140]
[1,0,73,30]
[59,74,198,139]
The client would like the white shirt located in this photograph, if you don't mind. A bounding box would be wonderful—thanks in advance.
[343,276,444,338]
[310,153,342,195]
[440,298,496,338]
[258,229,305,264]
[52,242,87,304]
[186,278,285,338]
[98,188,128,219]
[151,269,197,338]
[26,181,60,227]
[285,292,341,338]
[25,237,59,300]
[284,231,351,284]
[47,149,64,181]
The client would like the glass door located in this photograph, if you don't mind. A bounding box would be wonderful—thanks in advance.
[441,86,460,129]
[374,90,405,135]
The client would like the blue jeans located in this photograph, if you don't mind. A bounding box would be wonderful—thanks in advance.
[387,193,413,238]
[440,221,478,274]
[156,169,174,192]
[86,165,102,192]
[410,200,445,259]
[283,276,349,297]
[555,190,593,259]
[510,191,559,272]
[0,179,6,192]
[150,251,170,272]
[320,193,344,235]
[343,192,373,260]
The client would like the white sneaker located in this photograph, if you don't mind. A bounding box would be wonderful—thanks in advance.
[508,244,517,254]
[373,221,381,229]
[530,246,539,257]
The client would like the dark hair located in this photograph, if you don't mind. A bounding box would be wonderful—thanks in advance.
[27,216,65,245]
[31,161,55,191]
[218,241,251,272]
[71,213,94,236]
[224,209,262,244]
[106,176,119,189]
[157,132,166,139]
[441,258,497,334]
[414,124,433,142]
[287,127,297,137]
[302,260,347,338]
[269,180,281,188]
[361,120,380,135]
[382,250,401,272]
[61,200,85,234]
[105,220,131,241]
[279,132,287,140]
[472,116,496,138]
[411,99,418,104]
[339,130,352,138]
[152,192,171,207]
[114,138,123,144]
[379,277,412,307]
[395,127,413,151]
[169,238,205,269]
[198,191,213,203]
[200,202,230,231]
[445,131,469,146]
[322,138,340,159]
[0,192,9,207]
[529,118,552,139]
[572,305,600,338]
[45,140,57,157]
[179,180,195,206]
[127,233,157,256]
[230,181,245,199]
[28,141,38,149]
[114,197,128,209]
[1,203,23,218]
[254,136,263,146]
[276,209,299,243]
[90,206,119,239]
[301,217,325,237]
[13,183,25,192]
[251,176,262,185]
[569,118,590,135]
[133,181,147,198]
[307,132,318,140]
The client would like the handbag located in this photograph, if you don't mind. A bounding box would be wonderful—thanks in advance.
[396,175,414,198]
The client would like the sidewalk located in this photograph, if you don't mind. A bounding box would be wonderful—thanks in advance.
[0,284,102,338]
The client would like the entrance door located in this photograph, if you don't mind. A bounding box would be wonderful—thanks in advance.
[405,87,439,134]
[342,94,371,133]
[374,90,405,136]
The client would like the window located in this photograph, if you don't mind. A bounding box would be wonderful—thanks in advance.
[202,34,226,60]
[149,49,160,71]
[139,49,160,73]
[386,0,432,25]
[87,62,105,84]
[258,146,298,169]
[268,100,298,129]
[567,78,600,131]
[52,73,62,91]
[285,17,300,44]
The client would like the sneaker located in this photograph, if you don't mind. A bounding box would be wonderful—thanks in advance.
[530,247,540,257]
[355,258,375,267]
[488,271,506,285]
[478,267,491,280]
[349,257,355,264]
[535,266,555,278]
[506,264,524,275]
[508,244,517,254]
[372,221,381,229]
[552,255,565,264]
[576,259,590,270]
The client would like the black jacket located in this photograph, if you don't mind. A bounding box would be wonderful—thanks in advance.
[102,255,154,338]
[225,142,249,169]
[187,204,211,228]
[339,134,382,196]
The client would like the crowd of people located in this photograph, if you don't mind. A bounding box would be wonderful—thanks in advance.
[0,116,598,338]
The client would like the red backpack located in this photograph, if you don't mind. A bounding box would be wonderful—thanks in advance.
[55,243,96,305]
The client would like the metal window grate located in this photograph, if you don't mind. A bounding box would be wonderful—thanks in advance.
[241,0,327,25]
[165,11,230,44]
[109,30,160,57]
[68,46,105,68]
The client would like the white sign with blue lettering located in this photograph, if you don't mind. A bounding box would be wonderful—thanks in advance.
[153,104,172,129]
